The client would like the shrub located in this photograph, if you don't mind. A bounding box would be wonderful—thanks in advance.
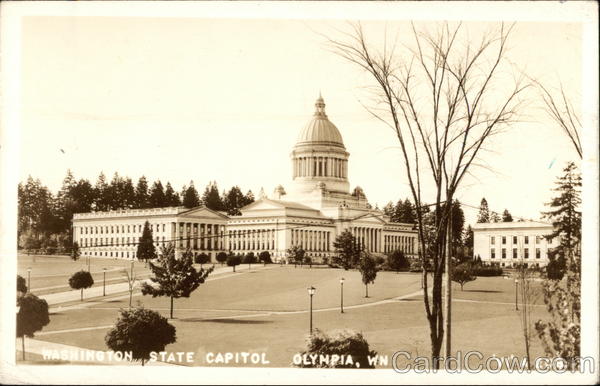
[295,329,377,369]
[194,252,210,266]
[105,307,176,366]
[473,265,503,277]
[452,263,477,290]
[216,251,228,266]
[259,251,272,265]
[17,275,27,294]
[16,293,50,360]
[68,270,94,301]
[242,252,257,268]
[387,250,410,273]
[227,254,241,272]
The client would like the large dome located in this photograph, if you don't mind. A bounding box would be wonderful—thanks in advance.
[296,96,345,147]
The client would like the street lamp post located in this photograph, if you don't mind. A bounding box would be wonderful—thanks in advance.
[307,286,316,334]
[340,278,345,313]
[103,267,107,296]
[27,268,31,293]
[515,279,519,311]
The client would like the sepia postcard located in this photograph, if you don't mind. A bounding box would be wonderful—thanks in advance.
[0,1,598,384]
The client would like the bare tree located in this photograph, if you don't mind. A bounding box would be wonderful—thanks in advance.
[515,260,538,370]
[122,261,137,310]
[534,80,582,158]
[328,22,527,368]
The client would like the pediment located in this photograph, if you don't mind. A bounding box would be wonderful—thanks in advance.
[179,206,229,220]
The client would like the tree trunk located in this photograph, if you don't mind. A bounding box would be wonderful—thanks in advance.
[80,288,83,301]
[22,336,26,361]
[129,289,133,309]
[170,296,174,319]
[365,284,369,298]
[141,358,145,366]
[233,265,236,272]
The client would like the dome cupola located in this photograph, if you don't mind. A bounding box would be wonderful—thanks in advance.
[296,95,345,147]
[290,94,350,194]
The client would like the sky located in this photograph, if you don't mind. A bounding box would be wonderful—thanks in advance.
[14,7,589,226]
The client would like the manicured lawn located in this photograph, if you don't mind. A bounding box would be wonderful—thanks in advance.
[18,254,152,295]
[29,264,551,368]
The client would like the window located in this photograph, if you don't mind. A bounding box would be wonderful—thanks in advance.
[490,236,495,245]
[524,248,529,259]
[156,224,159,232]
[502,236,506,245]
[162,224,166,232]
[513,248,517,259]
[502,248,506,259]
[491,249,496,259]
[513,236,517,244]
[525,236,529,244]
[536,248,541,259]
[536,236,541,244]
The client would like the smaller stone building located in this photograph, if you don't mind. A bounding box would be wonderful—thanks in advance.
[472,220,559,268]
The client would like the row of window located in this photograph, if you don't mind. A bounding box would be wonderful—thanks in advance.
[80,223,166,235]
[79,236,167,248]
[490,235,548,245]
[490,248,542,259]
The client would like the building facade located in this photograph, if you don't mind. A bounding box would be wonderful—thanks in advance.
[472,221,558,268]
[73,95,418,262]
[73,206,229,260]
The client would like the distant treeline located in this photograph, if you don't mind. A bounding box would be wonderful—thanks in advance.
[18,170,255,252]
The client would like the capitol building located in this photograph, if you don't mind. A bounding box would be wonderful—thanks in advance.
[73,95,418,263]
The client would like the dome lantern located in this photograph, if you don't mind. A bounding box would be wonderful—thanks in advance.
[290,93,350,195]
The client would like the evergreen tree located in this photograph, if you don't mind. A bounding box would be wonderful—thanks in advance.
[137,220,156,265]
[392,199,403,222]
[382,201,394,218]
[141,244,213,319]
[490,211,501,223]
[149,181,166,208]
[224,186,246,215]
[164,182,181,207]
[463,225,474,251]
[477,198,490,223]
[55,169,77,234]
[542,161,582,273]
[536,165,582,370]
[332,230,361,270]
[400,198,416,223]
[358,252,378,298]
[182,181,201,208]
[450,200,465,246]
[93,172,110,211]
[202,181,225,211]
[106,173,135,209]
[135,176,150,209]
[502,209,514,222]
[242,190,255,207]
